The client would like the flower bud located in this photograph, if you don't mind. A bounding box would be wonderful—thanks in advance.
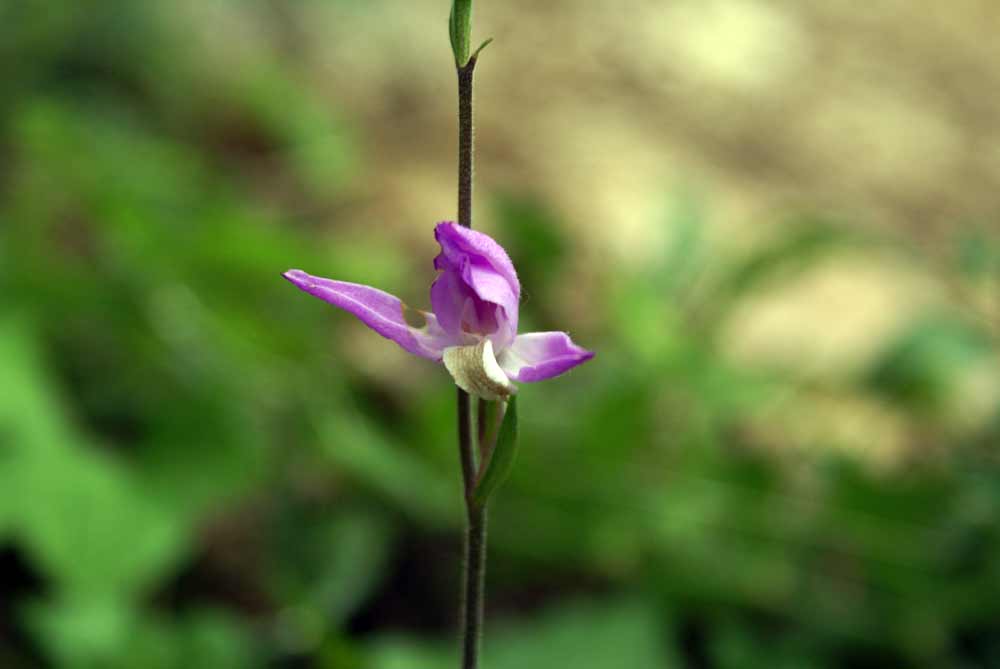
[449,0,473,67]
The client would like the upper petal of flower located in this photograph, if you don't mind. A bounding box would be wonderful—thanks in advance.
[497,331,595,383]
[434,222,519,298]
[283,269,455,360]
[431,222,520,348]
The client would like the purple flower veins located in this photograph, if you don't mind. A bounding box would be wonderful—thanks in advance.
[283,222,594,400]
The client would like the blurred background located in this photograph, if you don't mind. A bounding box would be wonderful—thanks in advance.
[2,1,1000,667]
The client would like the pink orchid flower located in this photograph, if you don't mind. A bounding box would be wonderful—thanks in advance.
[283,222,594,399]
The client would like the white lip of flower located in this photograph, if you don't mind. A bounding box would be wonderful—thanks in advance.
[442,338,516,401]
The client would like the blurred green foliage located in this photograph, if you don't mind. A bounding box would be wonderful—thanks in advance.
[2,2,1000,669]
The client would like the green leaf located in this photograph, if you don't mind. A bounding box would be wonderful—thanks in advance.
[471,37,493,61]
[867,314,994,411]
[449,0,473,67]
[473,396,519,508]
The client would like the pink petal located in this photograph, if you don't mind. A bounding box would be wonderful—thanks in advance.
[283,270,455,360]
[497,331,595,383]
[431,222,520,349]
[434,222,519,298]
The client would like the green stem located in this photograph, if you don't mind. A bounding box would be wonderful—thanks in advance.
[477,397,489,459]
[458,388,476,493]
[456,54,485,669]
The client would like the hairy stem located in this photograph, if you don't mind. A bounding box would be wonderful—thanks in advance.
[461,504,487,669]
[456,54,486,669]
[457,58,476,230]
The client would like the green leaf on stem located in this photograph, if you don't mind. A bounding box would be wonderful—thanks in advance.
[449,0,473,67]
[471,37,493,62]
[472,395,519,508]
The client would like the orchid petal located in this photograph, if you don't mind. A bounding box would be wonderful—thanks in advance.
[432,222,520,348]
[430,267,475,339]
[434,222,519,298]
[497,331,595,383]
[283,269,455,360]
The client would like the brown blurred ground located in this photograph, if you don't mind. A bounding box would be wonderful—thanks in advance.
[272,0,1000,248]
